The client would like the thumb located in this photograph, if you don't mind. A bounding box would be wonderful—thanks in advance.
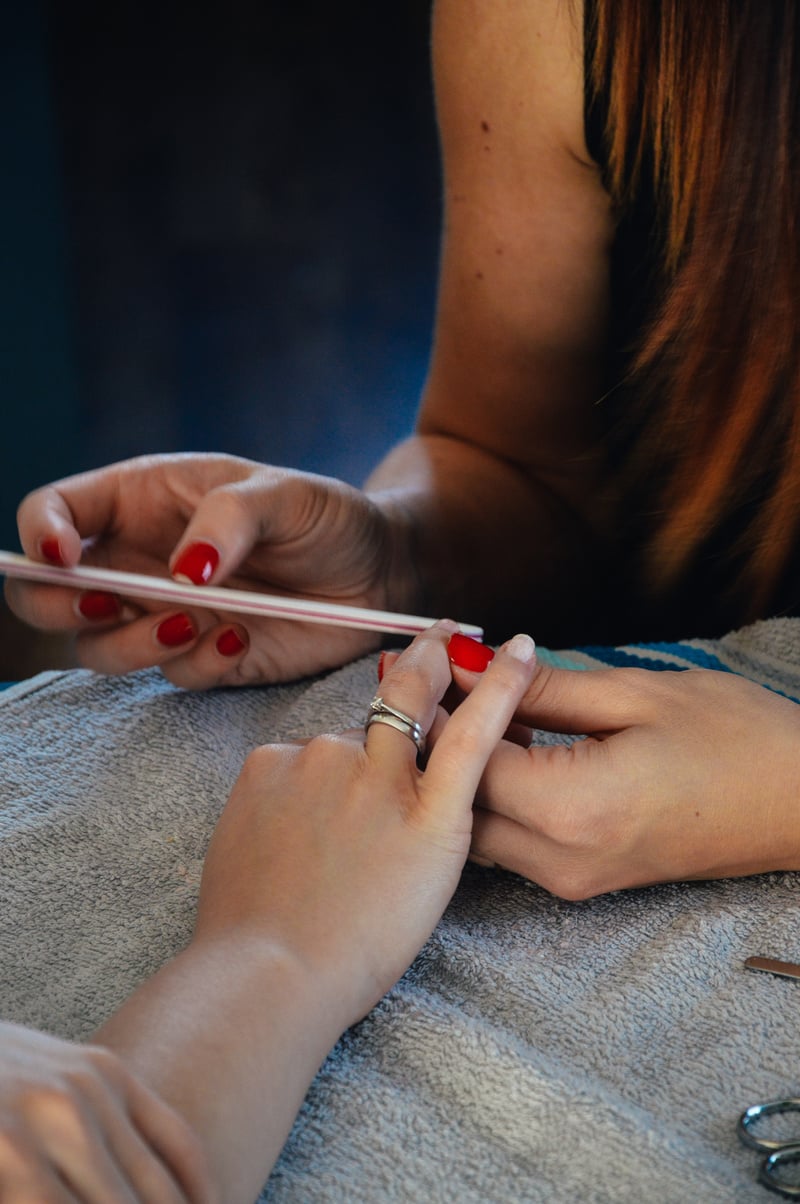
[452,657,646,735]
[517,663,643,733]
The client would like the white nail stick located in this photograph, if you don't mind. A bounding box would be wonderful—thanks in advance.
[0,550,484,640]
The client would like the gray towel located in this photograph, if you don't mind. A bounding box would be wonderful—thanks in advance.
[2,620,799,1202]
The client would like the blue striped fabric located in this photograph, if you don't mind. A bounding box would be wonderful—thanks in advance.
[536,624,800,704]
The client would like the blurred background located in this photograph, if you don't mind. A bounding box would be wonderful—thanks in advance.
[1,0,439,679]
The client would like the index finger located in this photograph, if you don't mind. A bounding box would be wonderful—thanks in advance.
[17,481,86,568]
[125,1072,215,1204]
[423,633,538,813]
[451,659,658,734]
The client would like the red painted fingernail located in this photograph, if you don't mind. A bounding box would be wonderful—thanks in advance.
[377,650,387,682]
[216,627,247,657]
[172,542,219,586]
[78,590,122,621]
[156,613,196,648]
[448,632,495,672]
[41,537,64,565]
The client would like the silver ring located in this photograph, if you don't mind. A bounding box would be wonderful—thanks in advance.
[365,696,426,755]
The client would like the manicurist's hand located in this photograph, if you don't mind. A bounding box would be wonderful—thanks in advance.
[193,620,538,1020]
[8,453,410,687]
[0,1021,212,1204]
[448,640,800,898]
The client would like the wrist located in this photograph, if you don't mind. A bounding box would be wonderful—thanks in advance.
[187,926,366,1037]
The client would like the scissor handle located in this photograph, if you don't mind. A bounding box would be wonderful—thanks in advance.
[760,1146,800,1200]
[739,1099,800,1152]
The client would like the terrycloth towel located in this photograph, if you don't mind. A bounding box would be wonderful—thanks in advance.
[2,619,800,1202]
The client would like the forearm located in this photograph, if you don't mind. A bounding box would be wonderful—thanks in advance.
[93,934,349,1204]
[366,432,613,643]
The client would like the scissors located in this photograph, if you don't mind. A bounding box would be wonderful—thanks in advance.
[738,1098,800,1197]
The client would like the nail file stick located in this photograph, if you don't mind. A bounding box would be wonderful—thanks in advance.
[0,550,484,640]
[744,956,800,982]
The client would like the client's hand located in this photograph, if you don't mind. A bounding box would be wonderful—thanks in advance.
[449,646,800,898]
[193,620,537,1021]
[8,452,409,686]
[0,1021,212,1203]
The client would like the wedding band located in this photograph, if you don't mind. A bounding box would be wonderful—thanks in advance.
[365,696,427,755]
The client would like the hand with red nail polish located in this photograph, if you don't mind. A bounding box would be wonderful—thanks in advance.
[448,633,495,672]
[216,628,247,658]
[156,614,196,648]
[10,451,402,689]
[172,542,220,586]
[40,537,64,566]
[78,591,122,622]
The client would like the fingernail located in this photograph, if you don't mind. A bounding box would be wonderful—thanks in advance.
[377,650,387,682]
[41,537,64,565]
[216,627,247,657]
[78,590,122,621]
[156,613,196,648]
[172,542,219,586]
[448,632,495,672]
[503,633,536,664]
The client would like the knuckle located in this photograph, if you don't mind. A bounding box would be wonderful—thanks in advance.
[545,866,603,902]
[0,1124,28,1172]
[241,744,287,778]
[436,722,480,767]
[83,1042,122,1082]
[380,661,418,694]
[303,732,356,767]
[20,1084,88,1141]
[206,484,253,528]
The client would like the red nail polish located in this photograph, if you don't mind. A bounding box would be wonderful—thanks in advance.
[377,650,387,682]
[172,542,219,586]
[78,591,121,621]
[448,632,495,672]
[41,537,64,565]
[216,628,246,657]
[156,613,196,648]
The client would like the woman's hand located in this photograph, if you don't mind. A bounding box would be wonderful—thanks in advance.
[449,649,800,899]
[0,1021,212,1204]
[193,620,538,1021]
[7,453,410,686]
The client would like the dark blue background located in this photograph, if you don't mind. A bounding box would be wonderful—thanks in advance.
[1,0,438,544]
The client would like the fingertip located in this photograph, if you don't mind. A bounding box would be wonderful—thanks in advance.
[499,633,536,665]
[171,541,221,586]
[448,632,495,672]
[155,612,197,649]
[76,590,123,622]
[216,625,248,658]
[34,524,82,568]
[20,489,84,567]
[40,535,64,565]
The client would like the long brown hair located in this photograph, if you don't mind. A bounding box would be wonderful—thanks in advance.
[589,0,800,618]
